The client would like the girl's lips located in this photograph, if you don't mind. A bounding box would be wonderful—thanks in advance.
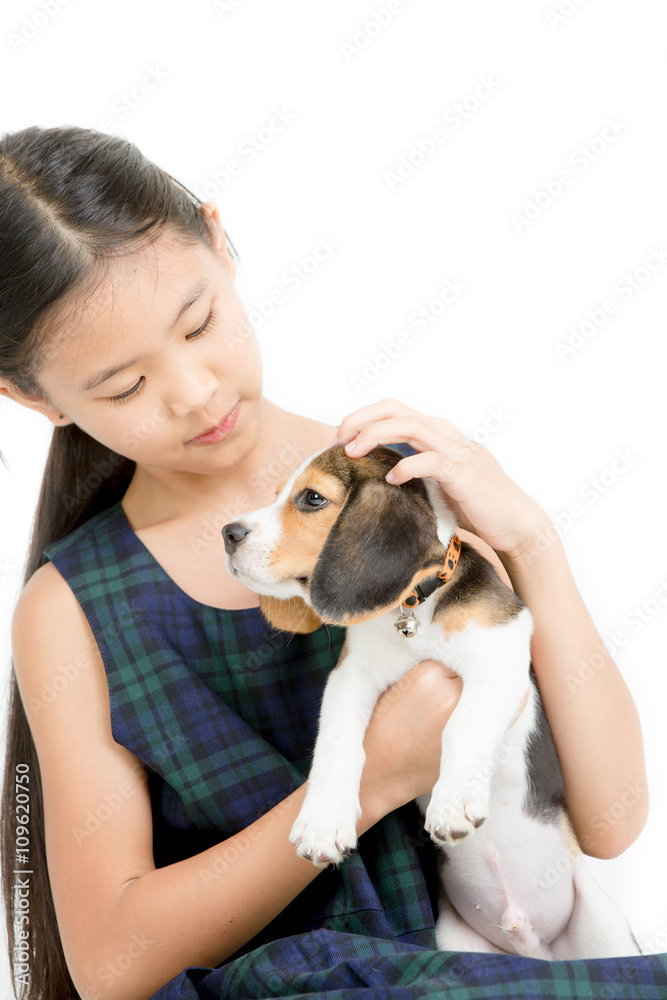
[188,403,239,445]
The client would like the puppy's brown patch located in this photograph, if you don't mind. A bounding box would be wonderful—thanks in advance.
[268,470,348,580]
[258,593,323,633]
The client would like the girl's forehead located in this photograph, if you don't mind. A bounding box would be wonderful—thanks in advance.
[40,237,216,379]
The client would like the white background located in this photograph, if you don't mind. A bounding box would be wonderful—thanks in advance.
[1,0,666,995]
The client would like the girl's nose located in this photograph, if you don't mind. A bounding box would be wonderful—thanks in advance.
[166,367,219,416]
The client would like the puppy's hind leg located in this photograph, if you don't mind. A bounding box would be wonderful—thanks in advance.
[435,892,511,954]
[548,856,643,959]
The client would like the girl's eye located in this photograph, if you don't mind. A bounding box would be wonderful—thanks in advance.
[108,378,144,405]
[186,307,216,342]
[107,308,217,404]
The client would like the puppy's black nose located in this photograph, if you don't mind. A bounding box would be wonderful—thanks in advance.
[222,521,250,554]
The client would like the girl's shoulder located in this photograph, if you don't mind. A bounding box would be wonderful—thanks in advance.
[42,502,121,562]
[11,557,118,760]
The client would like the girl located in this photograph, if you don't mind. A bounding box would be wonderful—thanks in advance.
[0,125,653,1000]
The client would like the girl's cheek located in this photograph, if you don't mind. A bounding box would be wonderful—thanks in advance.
[119,426,141,454]
[118,401,169,455]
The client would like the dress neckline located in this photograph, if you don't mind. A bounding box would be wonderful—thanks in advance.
[114,500,264,618]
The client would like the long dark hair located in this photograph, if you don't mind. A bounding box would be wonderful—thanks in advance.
[0,125,239,1000]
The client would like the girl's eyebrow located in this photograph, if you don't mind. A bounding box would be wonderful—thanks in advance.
[78,278,212,392]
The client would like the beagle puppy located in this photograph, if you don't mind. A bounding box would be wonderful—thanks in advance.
[222,444,641,960]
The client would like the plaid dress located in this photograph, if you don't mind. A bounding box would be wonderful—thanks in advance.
[43,441,667,1000]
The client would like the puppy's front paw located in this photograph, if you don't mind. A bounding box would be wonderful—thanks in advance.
[424,781,488,848]
[289,801,359,868]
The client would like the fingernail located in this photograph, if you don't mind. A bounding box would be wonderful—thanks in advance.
[386,471,395,483]
[345,440,358,452]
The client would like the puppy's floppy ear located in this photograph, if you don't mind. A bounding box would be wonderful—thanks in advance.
[309,472,448,625]
[258,593,323,634]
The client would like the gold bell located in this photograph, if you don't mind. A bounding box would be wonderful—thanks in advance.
[393,610,420,637]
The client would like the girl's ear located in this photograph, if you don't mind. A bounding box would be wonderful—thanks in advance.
[0,380,69,425]
[309,476,448,626]
[258,593,324,634]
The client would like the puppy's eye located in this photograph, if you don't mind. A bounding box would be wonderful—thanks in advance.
[299,489,329,509]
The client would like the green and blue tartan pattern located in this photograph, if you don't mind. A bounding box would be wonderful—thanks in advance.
[42,442,667,999]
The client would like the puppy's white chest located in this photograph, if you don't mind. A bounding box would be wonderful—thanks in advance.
[348,603,533,689]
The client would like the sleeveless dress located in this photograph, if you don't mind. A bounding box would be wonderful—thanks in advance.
[42,441,667,1000]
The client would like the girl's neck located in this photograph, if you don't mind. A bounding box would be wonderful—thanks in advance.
[121,397,336,532]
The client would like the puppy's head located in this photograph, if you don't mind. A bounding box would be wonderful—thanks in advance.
[222,445,453,633]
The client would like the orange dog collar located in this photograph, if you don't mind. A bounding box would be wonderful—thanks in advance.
[401,534,462,609]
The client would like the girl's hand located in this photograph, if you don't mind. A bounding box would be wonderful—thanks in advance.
[331,397,550,560]
[361,660,463,812]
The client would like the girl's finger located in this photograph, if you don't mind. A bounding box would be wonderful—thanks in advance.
[342,414,476,467]
[333,397,419,445]
[333,398,461,447]
[382,449,474,491]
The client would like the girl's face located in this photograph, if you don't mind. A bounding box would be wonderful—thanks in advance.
[16,211,264,478]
